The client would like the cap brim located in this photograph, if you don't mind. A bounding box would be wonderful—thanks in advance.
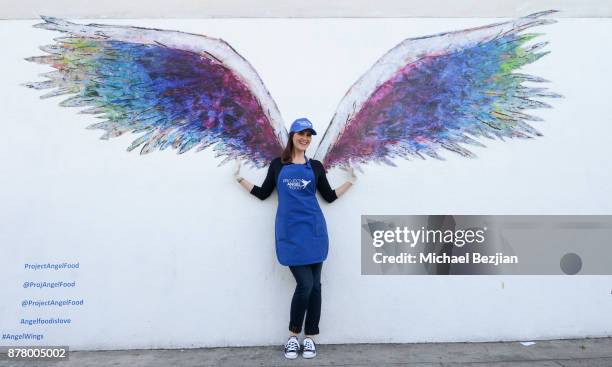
[293,128,317,135]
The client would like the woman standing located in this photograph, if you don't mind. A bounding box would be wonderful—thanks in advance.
[234,117,355,359]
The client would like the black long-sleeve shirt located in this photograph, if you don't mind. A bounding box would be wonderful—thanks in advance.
[250,157,338,203]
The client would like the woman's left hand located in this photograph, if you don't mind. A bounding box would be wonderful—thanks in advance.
[345,166,357,184]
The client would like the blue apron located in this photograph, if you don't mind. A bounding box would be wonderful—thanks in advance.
[274,157,329,266]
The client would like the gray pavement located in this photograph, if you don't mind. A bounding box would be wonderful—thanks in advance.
[1,337,611,367]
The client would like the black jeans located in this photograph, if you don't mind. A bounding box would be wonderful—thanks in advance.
[288,262,322,335]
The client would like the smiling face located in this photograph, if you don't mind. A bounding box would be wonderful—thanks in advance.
[292,130,313,152]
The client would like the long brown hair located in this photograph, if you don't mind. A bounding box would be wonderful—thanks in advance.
[281,132,295,164]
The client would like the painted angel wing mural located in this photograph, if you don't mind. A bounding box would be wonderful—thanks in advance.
[24,16,287,168]
[25,11,560,173]
[314,10,561,170]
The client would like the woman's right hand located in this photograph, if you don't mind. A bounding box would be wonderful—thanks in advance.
[234,159,243,183]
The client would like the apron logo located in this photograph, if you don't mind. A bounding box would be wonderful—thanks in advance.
[283,178,310,190]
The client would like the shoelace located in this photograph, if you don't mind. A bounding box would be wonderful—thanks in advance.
[285,338,299,352]
[303,338,315,351]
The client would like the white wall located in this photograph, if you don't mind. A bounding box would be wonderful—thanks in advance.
[2,0,612,18]
[1,17,611,350]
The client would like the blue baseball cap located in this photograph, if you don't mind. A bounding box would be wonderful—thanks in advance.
[289,118,317,135]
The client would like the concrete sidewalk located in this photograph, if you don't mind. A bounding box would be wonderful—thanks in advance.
[2,337,611,367]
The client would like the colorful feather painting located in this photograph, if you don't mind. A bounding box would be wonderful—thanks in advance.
[314,10,562,170]
[24,11,561,173]
[24,17,287,168]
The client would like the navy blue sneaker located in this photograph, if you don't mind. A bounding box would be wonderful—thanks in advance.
[283,336,299,359]
[302,337,317,358]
